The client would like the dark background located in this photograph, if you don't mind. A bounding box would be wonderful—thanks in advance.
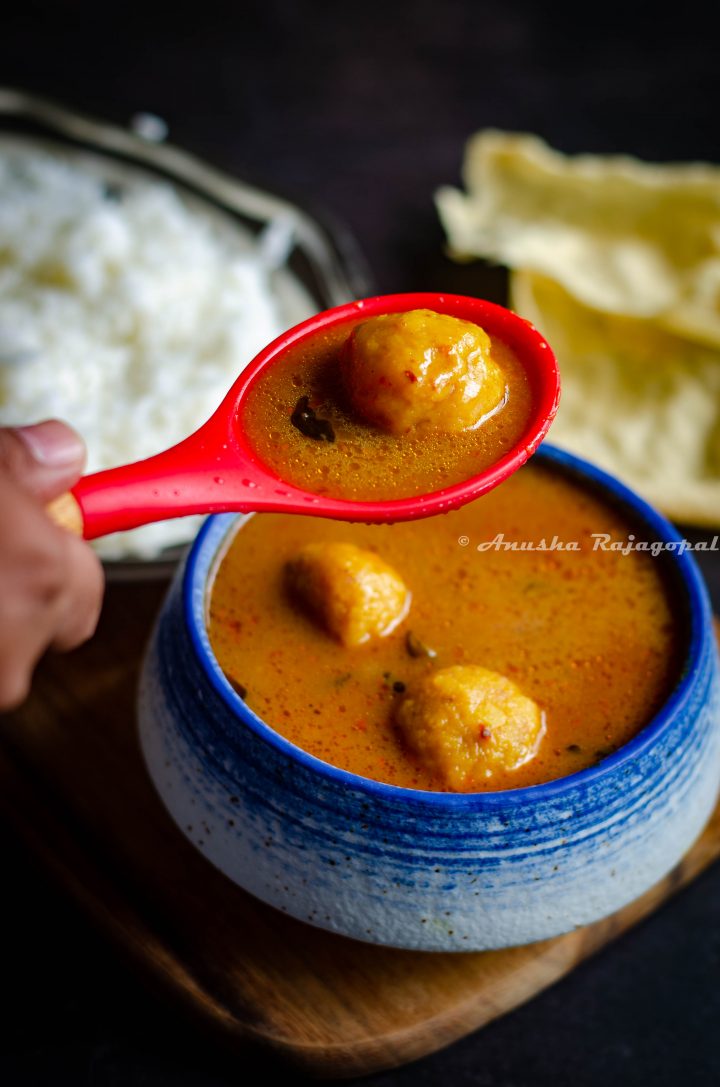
[2,1,720,1084]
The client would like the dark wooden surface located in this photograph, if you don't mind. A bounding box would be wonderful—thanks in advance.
[1,2,720,1084]
[3,594,720,1079]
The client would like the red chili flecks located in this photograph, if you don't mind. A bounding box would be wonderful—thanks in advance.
[480,726,492,740]
[404,370,417,383]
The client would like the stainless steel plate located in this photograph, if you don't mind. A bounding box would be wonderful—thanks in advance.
[0,88,374,579]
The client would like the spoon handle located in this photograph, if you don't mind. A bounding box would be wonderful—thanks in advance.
[44,427,265,539]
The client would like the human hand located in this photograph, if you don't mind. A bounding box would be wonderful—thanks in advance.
[0,420,104,710]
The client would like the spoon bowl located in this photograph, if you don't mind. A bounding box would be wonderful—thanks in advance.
[50,293,560,539]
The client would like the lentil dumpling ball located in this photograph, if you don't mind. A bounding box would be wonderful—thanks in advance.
[285,541,411,648]
[395,665,545,790]
[341,308,507,434]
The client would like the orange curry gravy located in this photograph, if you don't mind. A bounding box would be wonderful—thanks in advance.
[241,321,533,501]
[207,462,683,792]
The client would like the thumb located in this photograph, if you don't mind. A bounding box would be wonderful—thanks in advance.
[0,420,87,502]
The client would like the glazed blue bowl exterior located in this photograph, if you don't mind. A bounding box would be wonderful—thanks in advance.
[138,445,720,950]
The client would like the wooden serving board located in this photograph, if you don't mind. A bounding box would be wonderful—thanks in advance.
[0,580,718,1079]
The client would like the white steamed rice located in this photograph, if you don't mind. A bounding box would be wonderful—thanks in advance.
[0,142,315,559]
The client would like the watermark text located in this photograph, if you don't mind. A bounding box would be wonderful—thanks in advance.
[457,532,719,556]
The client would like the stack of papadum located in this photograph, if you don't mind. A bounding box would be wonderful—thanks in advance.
[436,131,720,526]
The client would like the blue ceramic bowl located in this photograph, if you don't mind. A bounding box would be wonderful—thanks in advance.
[138,445,720,950]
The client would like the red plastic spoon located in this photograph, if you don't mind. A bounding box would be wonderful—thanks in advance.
[48,292,560,539]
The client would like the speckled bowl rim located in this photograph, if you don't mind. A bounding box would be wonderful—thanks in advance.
[182,443,710,808]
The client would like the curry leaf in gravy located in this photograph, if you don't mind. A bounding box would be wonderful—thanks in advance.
[291,395,335,442]
[229,677,248,700]
[406,630,438,659]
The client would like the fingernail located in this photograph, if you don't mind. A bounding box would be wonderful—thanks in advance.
[15,420,86,467]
